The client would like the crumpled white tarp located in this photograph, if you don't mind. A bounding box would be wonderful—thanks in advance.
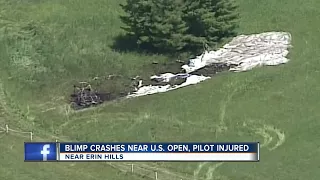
[127,32,292,98]
[127,75,210,98]
[182,32,292,73]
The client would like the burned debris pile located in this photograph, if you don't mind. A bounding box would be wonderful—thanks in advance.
[70,82,104,110]
[69,32,291,109]
[190,63,230,76]
[69,63,229,110]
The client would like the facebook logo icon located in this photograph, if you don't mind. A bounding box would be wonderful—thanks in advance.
[41,144,51,161]
[24,142,57,161]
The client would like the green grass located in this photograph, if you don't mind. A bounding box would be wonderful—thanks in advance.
[1,0,320,179]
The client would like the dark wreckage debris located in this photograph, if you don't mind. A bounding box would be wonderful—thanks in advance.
[70,82,104,110]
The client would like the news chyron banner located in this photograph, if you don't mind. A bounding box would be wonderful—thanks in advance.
[24,142,260,162]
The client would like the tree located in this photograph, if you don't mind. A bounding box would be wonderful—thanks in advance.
[183,0,239,52]
[120,0,153,45]
[147,0,189,52]
[120,0,188,53]
[119,0,239,54]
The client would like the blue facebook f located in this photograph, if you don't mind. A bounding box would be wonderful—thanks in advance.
[24,143,57,161]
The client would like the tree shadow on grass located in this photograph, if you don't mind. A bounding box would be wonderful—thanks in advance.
[110,33,199,61]
[111,33,178,55]
[110,34,141,53]
[111,33,160,54]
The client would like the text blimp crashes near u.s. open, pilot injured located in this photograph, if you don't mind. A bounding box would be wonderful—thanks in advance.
[56,142,260,162]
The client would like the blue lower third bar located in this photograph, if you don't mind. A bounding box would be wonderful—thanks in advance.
[24,142,57,161]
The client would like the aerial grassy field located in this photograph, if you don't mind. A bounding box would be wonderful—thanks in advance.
[0,0,319,179]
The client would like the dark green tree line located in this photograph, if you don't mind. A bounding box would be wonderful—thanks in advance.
[119,0,239,54]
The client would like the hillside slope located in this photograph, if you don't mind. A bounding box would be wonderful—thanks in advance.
[0,0,319,179]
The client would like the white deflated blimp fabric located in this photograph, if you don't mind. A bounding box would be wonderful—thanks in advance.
[127,32,292,98]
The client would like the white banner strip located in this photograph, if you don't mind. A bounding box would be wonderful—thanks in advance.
[59,153,258,161]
